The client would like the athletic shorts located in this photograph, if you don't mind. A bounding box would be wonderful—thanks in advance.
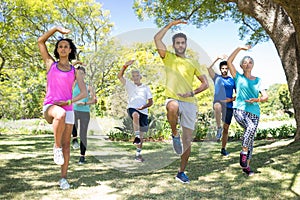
[213,101,233,125]
[127,108,149,132]
[43,104,75,124]
[165,98,197,130]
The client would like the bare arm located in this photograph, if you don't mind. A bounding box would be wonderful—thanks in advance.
[37,26,71,72]
[73,70,88,103]
[246,89,268,103]
[177,74,209,98]
[207,55,227,79]
[227,45,251,78]
[137,98,153,110]
[117,60,134,85]
[154,20,187,58]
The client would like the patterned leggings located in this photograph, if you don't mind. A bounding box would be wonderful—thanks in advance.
[233,109,259,159]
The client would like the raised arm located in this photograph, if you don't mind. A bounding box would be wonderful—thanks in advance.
[37,26,71,72]
[207,55,227,79]
[227,45,251,78]
[154,20,187,58]
[117,60,134,85]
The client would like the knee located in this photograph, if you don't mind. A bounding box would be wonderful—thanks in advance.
[167,101,179,114]
[132,112,140,120]
[214,103,222,111]
[54,110,66,121]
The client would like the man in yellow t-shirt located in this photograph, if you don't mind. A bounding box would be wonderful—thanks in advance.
[154,20,209,184]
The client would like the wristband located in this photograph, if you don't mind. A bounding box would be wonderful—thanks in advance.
[84,102,87,105]
[67,100,72,105]
[123,65,128,69]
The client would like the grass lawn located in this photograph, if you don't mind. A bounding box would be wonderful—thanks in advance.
[0,133,300,200]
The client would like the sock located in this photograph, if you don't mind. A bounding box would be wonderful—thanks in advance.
[136,148,142,156]
[135,131,140,138]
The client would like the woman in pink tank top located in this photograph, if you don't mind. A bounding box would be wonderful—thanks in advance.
[38,26,87,190]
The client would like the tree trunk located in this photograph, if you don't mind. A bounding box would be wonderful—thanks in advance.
[224,0,300,141]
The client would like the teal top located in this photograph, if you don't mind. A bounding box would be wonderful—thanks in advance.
[233,72,263,117]
[72,83,90,112]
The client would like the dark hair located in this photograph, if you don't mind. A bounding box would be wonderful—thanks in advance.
[77,66,86,74]
[219,61,228,70]
[172,33,187,44]
[54,38,77,61]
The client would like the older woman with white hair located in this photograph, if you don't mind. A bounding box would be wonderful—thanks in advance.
[227,45,268,176]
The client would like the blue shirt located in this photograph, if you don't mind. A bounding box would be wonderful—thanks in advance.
[72,83,90,112]
[213,74,235,108]
[233,72,263,117]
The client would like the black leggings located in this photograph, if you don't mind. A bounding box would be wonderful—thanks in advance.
[73,111,90,156]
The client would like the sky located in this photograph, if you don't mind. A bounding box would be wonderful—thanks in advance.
[98,0,287,88]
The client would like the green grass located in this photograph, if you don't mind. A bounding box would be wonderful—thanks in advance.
[0,133,300,200]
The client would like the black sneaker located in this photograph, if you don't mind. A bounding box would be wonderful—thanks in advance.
[240,152,248,168]
[243,166,254,176]
[133,137,141,145]
[221,148,229,156]
[78,156,85,164]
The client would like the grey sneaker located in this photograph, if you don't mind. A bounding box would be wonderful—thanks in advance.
[172,135,182,155]
[135,155,145,162]
[53,146,64,165]
[59,178,70,190]
[216,127,222,140]
[72,140,80,149]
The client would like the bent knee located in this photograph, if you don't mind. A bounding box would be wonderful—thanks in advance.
[167,101,179,112]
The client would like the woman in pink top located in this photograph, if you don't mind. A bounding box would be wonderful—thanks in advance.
[38,26,87,190]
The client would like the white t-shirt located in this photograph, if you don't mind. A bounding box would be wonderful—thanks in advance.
[125,78,153,115]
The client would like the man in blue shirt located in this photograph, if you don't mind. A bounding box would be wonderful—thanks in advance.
[207,55,236,156]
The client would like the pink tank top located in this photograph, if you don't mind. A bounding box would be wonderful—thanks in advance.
[43,62,75,111]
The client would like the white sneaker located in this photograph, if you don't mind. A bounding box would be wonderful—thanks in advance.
[53,146,64,165]
[59,178,70,190]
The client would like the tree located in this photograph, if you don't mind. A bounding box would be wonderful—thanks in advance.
[133,0,300,141]
[0,0,113,119]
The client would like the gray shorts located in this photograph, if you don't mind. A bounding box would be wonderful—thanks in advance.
[165,99,198,130]
[43,104,75,124]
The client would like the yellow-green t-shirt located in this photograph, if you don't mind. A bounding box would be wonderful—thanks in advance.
[163,51,202,103]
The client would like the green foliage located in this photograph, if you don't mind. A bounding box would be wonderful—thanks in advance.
[256,124,296,139]
[133,0,269,45]
[194,110,215,141]
[0,0,113,119]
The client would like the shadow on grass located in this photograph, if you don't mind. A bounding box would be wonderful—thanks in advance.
[0,134,299,199]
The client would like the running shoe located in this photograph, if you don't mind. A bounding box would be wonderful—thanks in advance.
[59,178,70,190]
[243,166,254,176]
[78,156,85,164]
[172,135,183,155]
[135,155,145,162]
[216,127,222,140]
[240,152,248,168]
[220,148,229,156]
[175,172,190,184]
[133,137,141,145]
[72,140,80,149]
[53,146,64,165]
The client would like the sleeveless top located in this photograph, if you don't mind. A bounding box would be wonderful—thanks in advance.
[43,62,75,111]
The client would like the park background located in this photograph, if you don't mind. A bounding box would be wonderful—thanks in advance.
[0,0,299,199]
